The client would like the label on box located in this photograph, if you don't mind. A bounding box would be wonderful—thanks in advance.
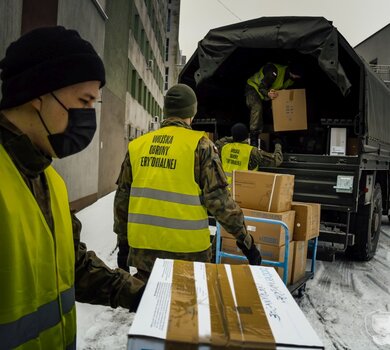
[247,225,256,232]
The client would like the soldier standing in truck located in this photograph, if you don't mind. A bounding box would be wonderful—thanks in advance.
[245,62,303,147]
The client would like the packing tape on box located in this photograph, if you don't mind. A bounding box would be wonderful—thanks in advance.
[268,175,278,212]
[165,260,276,348]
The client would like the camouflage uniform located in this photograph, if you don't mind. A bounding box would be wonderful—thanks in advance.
[215,136,283,169]
[246,63,296,146]
[0,113,145,311]
[114,118,252,281]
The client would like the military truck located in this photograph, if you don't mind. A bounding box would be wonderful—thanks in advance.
[179,16,390,261]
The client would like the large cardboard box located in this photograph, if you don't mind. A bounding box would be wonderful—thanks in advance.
[347,137,359,156]
[128,259,324,349]
[221,237,294,284]
[291,202,321,241]
[291,240,309,284]
[233,170,294,212]
[221,208,295,246]
[271,89,307,132]
[205,132,215,142]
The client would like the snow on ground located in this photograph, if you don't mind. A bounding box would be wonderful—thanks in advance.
[76,192,390,350]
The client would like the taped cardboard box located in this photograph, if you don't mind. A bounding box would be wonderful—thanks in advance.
[291,202,321,241]
[221,237,294,285]
[128,259,324,350]
[347,137,359,156]
[271,89,307,132]
[233,170,294,212]
[291,240,309,284]
[221,208,295,246]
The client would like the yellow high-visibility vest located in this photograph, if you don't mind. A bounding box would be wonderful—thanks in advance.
[0,145,76,350]
[221,142,254,186]
[127,126,210,253]
[247,63,294,99]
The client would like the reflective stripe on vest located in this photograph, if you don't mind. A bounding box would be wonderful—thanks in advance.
[0,287,75,349]
[247,63,294,99]
[221,142,253,185]
[0,145,76,349]
[128,126,210,253]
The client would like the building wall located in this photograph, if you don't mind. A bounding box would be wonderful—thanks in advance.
[125,0,166,137]
[54,0,107,207]
[0,0,182,209]
[98,0,130,198]
[165,0,181,91]
[355,24,390,64]
[0,0,23,102]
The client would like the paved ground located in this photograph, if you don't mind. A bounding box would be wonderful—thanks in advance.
[76,194,390,349]
[297,217,390,349]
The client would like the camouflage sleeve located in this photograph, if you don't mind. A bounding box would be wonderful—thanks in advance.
[248,143,283,169]
[72,212,145,311]
[196,137,252,248]
[113,152,132,246]
[214,136,233,155]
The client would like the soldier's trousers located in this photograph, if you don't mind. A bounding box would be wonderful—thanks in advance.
[245,85,264,134]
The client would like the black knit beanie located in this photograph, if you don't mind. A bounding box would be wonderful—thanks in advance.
[0,26,105,109]
[231,123,249,142]
[163,84,197,119]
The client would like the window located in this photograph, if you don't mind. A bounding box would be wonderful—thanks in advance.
[127,60,138,98]
[165,67,169,90]
[134,14,140,41]
[141,29,147,54]
[131,69,137,97]
[138,78,143,103]
[165,38,169,61]
[166,9,171,32]
[145,41,150,60]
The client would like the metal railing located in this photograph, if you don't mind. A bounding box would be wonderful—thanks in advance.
[370,64,390,86]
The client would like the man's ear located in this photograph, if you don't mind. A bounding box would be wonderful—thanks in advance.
[30,97,42,111]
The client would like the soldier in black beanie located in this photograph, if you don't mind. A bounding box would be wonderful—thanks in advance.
[0,26,145,350]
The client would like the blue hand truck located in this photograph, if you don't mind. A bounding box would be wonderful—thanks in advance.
[215,215,319,295]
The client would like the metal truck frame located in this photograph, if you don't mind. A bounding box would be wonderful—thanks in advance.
[179,16,390,261]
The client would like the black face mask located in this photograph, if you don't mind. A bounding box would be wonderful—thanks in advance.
[37,93,97,158]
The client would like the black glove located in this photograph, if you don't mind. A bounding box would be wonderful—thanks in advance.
[236,235,262,265]
[117,243,130,272]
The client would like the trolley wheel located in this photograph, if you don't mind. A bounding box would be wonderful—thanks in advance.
[297,284,306,298]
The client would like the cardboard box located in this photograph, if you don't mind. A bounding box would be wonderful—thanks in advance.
[233,170,294,212]
[128,259,324,349]
[205,132,215,142]
[291,240,309,284]
[221,208,295,246]
[330,127,347,156]
[347,137,359,156]
[260,132,270,150]
[271,89,307,132]
[291,202,321,241]
[221,238,294,285]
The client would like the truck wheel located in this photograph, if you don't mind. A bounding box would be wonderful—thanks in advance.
[348,183,382,261]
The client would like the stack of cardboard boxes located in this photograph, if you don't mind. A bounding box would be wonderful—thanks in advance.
[220,170,320,286]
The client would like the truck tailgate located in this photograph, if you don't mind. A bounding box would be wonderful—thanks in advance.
[262,154,360,211]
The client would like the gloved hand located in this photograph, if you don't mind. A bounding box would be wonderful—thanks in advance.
[236,235,262,265]
[117,242,130,272]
